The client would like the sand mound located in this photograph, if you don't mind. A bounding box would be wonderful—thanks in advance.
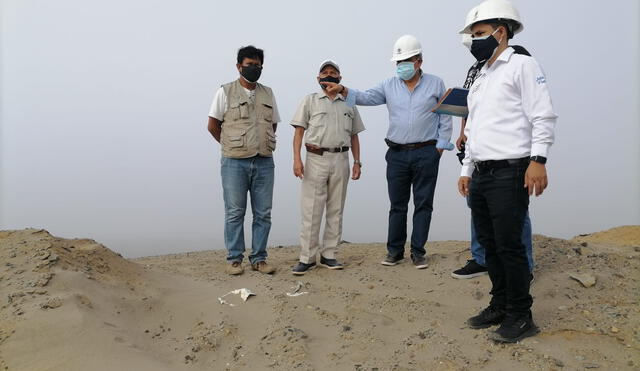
[0,229,143,283]
[1,228,639,370]
[572,225,640,247]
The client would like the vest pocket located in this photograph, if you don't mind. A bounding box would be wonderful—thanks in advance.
[266,131,276,151]
[229,101,250,120]
[261,103,274,122]
[224,128,246,149]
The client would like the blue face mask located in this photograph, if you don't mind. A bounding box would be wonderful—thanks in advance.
[396,61,416,80]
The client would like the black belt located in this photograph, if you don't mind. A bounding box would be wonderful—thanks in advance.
[473,157,530,172]
[385,139,437,150]
[305,145,349,156]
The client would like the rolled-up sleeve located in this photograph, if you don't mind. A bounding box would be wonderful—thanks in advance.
[519,58,558,157]
[435,80,454,150]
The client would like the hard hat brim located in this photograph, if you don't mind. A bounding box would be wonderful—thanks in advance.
[458,21,523,35]
[390,50,421,62]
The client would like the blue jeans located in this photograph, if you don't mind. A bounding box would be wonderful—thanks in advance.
[467,196,534,271]
[385,145,440,259]
[220,156,274,264]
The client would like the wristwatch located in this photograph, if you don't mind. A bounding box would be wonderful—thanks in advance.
[354,160,362,167]
[530,156,547,164]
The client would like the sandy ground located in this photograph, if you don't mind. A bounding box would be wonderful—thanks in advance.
[0,226,639,371]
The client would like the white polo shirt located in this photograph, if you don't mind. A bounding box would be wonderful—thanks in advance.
[461,47,558,178]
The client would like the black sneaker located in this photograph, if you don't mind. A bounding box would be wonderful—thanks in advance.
[489,312,540,343]
[320,256,343,270]
[292,262,316,275]
[381,255,404,266]
[411,254,428,269]
[451,260,488,279]
[467,305,506,329]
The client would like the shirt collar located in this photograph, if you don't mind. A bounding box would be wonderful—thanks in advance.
[496,46,515,64]
[319,89,345,101]
[481,47,514,72]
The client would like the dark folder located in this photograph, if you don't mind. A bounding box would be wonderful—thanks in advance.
[431,87,469,117]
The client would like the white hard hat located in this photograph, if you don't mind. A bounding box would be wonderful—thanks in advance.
[390,35,422,61]
[459,0,523,36]
[461,34,473,50]
[319,60,340,73]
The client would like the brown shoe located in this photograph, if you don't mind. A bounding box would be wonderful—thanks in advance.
[251,261,276,274]
[226,261,244,275]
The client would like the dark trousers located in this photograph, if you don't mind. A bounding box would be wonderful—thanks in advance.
[385,145,440,259]
[470,164,532,315]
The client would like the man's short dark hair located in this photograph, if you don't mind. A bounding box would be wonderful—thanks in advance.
[237,45,264,65]
[479,19,518,39]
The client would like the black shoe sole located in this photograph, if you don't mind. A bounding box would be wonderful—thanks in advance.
[467,314,505,329]
[292,265,315,275]
[451,271,488,279]
[489,325,540,343]
[319,263,343,270]
[467,319,503,329]
[381,258,404,266]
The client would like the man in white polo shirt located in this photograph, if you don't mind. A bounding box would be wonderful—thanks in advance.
[457,0,557,343]
[290,60,365,275]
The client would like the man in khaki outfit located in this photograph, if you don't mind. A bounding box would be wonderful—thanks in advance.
[290,60,365,275]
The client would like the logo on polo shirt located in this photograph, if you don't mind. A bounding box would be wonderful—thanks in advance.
[536,76,547,84]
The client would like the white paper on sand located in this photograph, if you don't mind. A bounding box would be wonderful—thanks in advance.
[218,288,256,306]
[286,281,309,297]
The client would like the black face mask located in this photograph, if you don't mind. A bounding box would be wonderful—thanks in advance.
[470,33,500,62]
[240,65,262,83]
[319,76,340,90]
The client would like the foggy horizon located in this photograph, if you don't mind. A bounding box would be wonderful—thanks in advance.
[1,0,638,258]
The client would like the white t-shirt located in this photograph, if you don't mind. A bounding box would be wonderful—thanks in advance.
[208,86,281,123]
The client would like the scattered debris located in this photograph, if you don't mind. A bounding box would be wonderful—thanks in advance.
[569,273,596,287]
[286,281,309,297]
[218,288,255,306]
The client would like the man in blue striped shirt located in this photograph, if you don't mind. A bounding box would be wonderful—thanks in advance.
[321,35,453,269]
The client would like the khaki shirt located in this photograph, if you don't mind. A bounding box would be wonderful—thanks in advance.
[291,91,365,148]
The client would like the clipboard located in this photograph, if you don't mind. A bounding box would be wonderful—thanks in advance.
[431,87,469,117]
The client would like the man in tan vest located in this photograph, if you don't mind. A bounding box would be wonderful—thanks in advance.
[207,45,279,275]
[290,60,365,275]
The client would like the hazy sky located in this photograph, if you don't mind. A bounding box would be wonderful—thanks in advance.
[2,0,639,258]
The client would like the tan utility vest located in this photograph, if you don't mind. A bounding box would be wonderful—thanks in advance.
[220,80,276,158]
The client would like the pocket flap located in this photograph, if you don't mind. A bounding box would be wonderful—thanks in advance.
[224,127,246,140]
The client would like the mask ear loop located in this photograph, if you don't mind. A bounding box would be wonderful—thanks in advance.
[493,27,504,45]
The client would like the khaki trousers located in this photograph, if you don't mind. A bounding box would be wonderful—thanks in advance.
[299,151,350,264]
